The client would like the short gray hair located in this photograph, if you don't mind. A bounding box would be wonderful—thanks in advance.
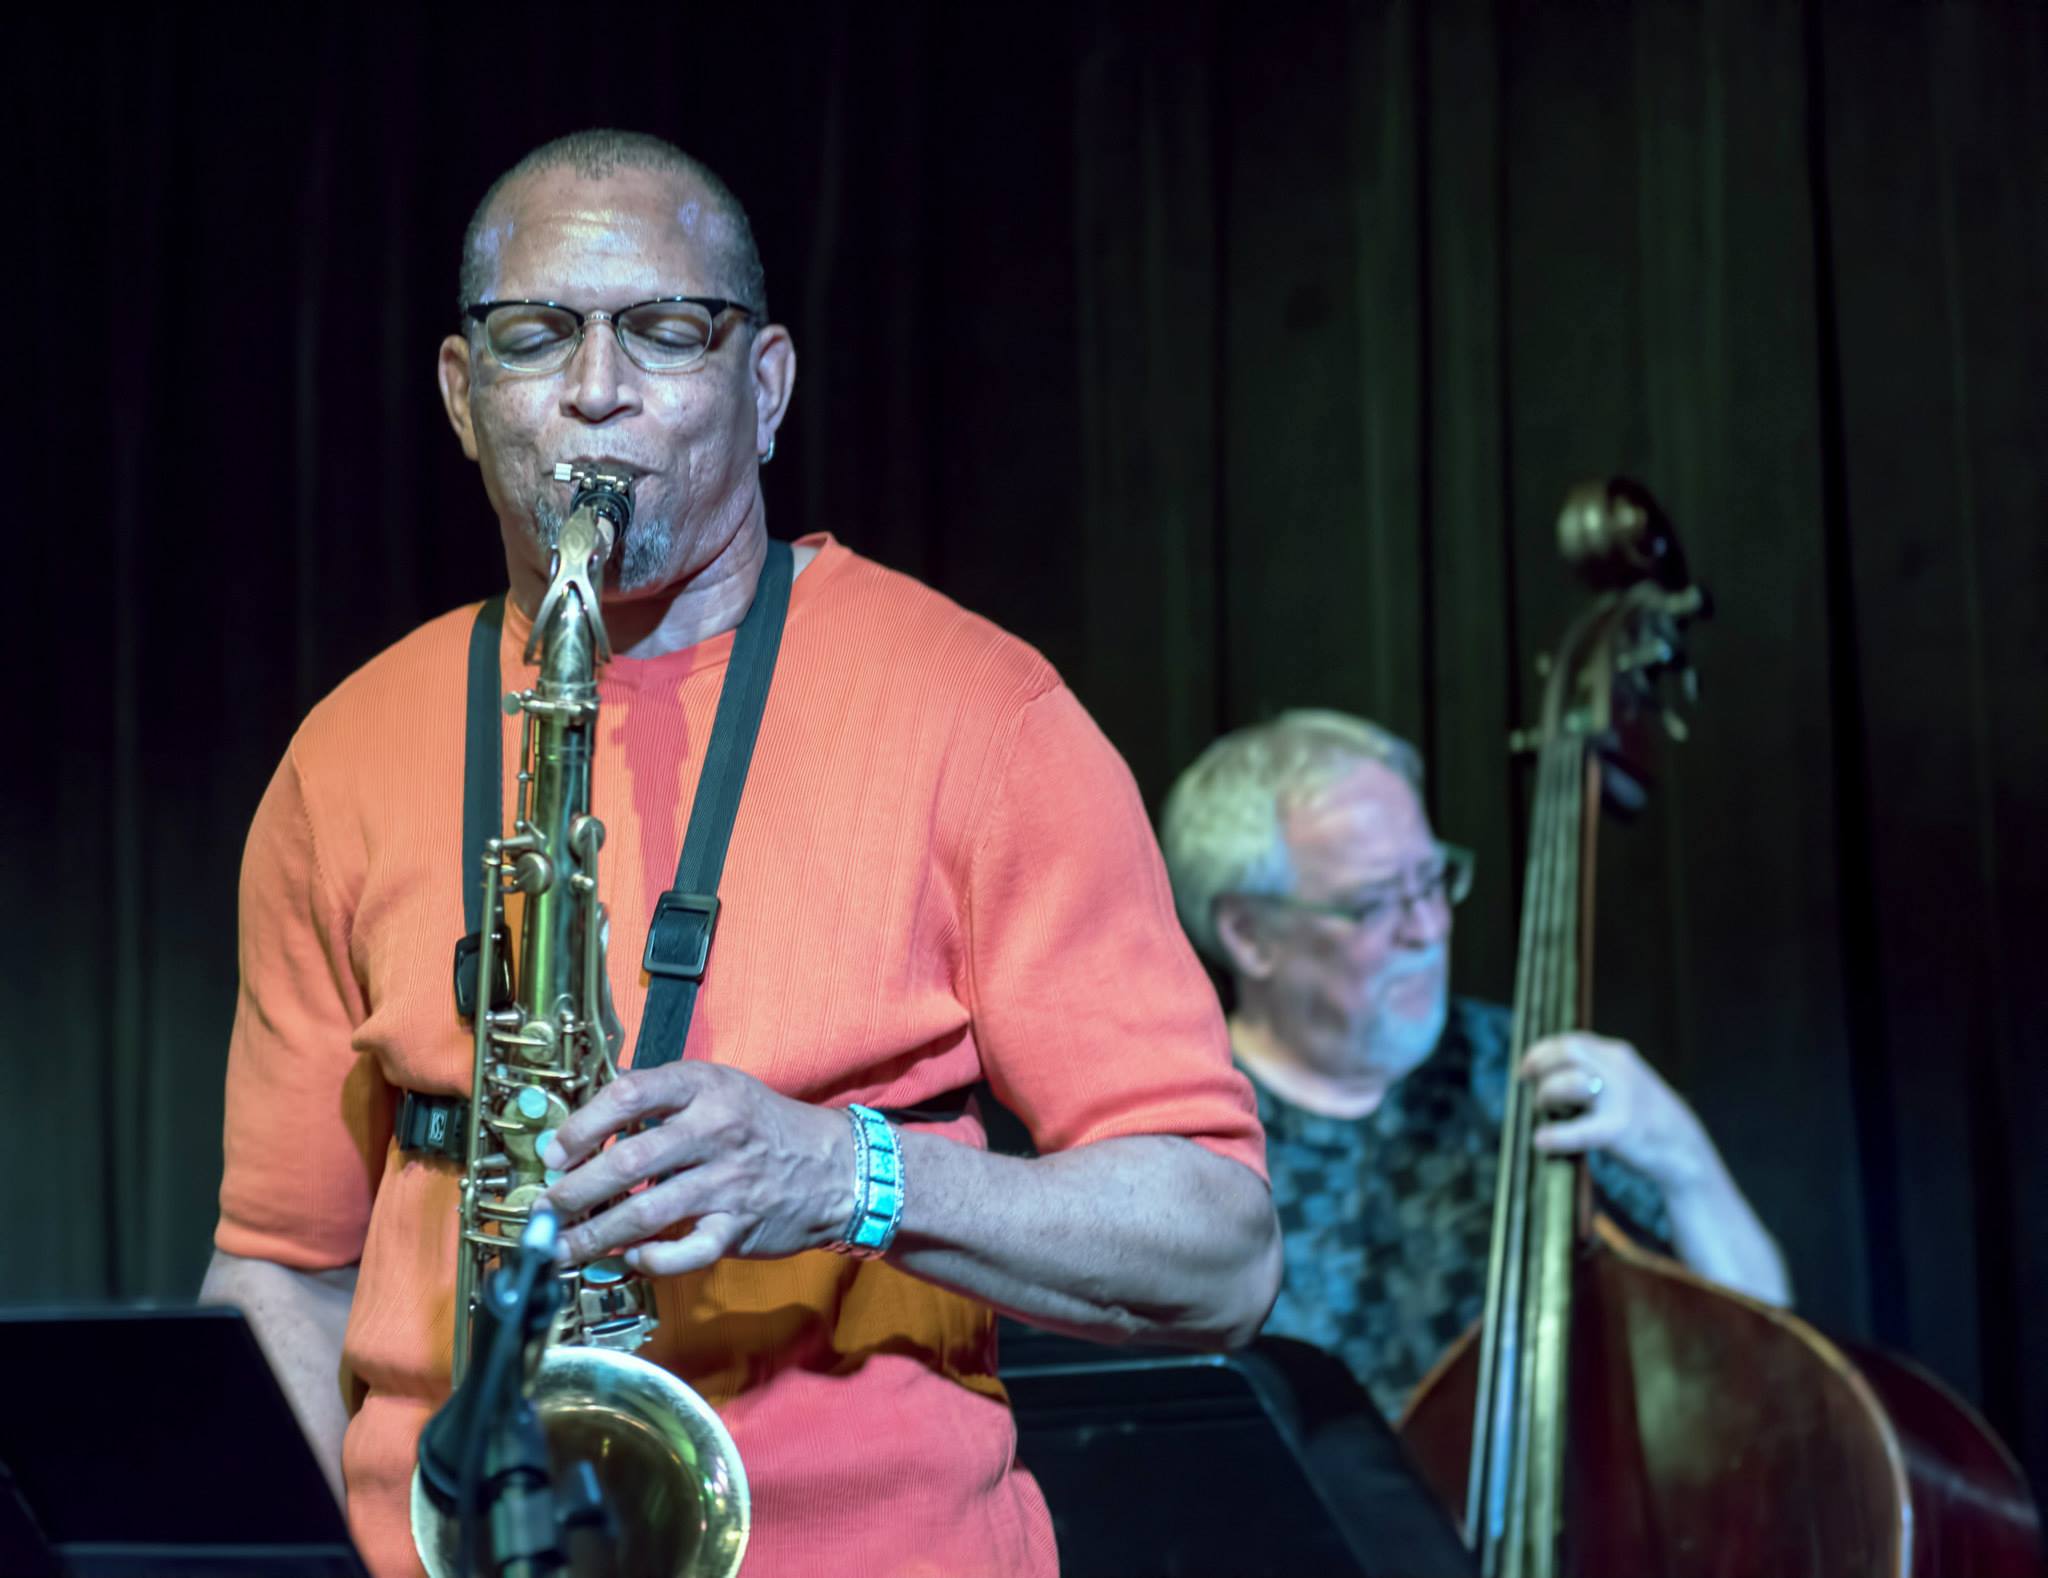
[457,129,768,321]
[1160,710,1424,963]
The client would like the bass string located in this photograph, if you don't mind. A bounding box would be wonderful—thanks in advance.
[1470,736,1543,1551]
[1469,733,1584,1566]
[1504,738,1584,1571]
[1525,736,1587,1577]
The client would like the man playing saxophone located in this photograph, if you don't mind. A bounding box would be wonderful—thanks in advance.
[200,129,1280,1578]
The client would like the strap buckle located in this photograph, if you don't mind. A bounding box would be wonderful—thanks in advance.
[396,1090,468,1163]
[451,929,513,1021]
[642,892,720,982]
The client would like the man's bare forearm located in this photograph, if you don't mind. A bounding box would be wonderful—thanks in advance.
[541,1064,1282,1345]
[1661,1152,1794,1308]
[198,1249,357,1502]
[889,1132,1282,1348]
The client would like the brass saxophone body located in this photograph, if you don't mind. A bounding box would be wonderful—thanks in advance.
[411,465,750,1578]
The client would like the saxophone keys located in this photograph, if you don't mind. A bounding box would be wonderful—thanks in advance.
[488,1014,553,1058]
[497,1085,573,1167]
[504,1182,548,1214]
[574,1262,660,1352]
[511,851,556,895]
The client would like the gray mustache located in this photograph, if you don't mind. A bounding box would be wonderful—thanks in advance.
[1376,945,1447,986]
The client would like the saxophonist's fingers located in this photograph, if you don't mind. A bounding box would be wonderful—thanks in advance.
[629,1213,743,1277]
[545,1121,679,1221]
[545,1063,702,1169]
[556,1172,708,1263]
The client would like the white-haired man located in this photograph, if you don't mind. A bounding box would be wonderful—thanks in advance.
[1161,709,1788,1418]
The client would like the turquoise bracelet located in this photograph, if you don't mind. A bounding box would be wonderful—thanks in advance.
[830,1103,904,1259]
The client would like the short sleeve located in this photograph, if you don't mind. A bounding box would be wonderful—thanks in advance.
[962,685,1266,1179]
[214,744,389,1269]
[1590,1153,1673,1249]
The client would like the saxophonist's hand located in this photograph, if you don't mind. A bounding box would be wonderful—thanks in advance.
[540,1064,858,1275]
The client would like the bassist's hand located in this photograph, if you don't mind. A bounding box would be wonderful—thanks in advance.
[1520,1031,1793,1306]
[1519,1032,1716,1196]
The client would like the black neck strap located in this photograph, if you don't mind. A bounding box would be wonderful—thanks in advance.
[455,540,794,1071]
[631,539,793,1070]
[461,596,506,944]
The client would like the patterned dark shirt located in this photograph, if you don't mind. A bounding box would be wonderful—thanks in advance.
[1255,997,1670,1420]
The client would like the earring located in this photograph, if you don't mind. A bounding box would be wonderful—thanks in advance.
[758,438,776,464]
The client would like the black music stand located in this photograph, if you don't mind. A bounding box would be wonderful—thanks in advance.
[1001,1323,1476,1578]
[0,1305,369,1577]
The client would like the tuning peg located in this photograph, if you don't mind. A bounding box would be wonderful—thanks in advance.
[1662,712,1690,744]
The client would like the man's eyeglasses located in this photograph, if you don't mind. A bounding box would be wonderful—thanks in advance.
[1243,843,1475,934]
[462,297,761,375]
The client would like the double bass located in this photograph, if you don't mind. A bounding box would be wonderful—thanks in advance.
[1398,481,2041,1577]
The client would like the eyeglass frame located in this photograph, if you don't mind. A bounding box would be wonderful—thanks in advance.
[1233,841,1476,933]
[460,296,763,375]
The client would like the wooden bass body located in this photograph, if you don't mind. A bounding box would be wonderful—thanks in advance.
[1400,1222,2043,1577]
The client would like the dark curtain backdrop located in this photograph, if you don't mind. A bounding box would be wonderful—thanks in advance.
[9,0,2044,1495]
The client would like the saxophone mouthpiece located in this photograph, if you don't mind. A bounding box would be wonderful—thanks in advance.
[526,465,630,665]
[552,461,635,536]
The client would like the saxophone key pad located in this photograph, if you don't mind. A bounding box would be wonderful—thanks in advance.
[503,1182,547,1214]
[497,1084,572,1166]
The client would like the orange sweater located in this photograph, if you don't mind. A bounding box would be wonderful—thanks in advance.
[217,535,1266,1578]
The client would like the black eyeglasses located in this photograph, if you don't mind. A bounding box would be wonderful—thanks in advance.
[462,296,761,374]
[1238,843,1476,935]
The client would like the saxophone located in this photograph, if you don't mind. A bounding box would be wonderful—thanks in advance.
[411,464,750,1578]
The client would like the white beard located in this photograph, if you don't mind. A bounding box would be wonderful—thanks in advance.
[1363,943,1450,1072]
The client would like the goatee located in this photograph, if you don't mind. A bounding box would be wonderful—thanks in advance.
[532,496,674,591]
